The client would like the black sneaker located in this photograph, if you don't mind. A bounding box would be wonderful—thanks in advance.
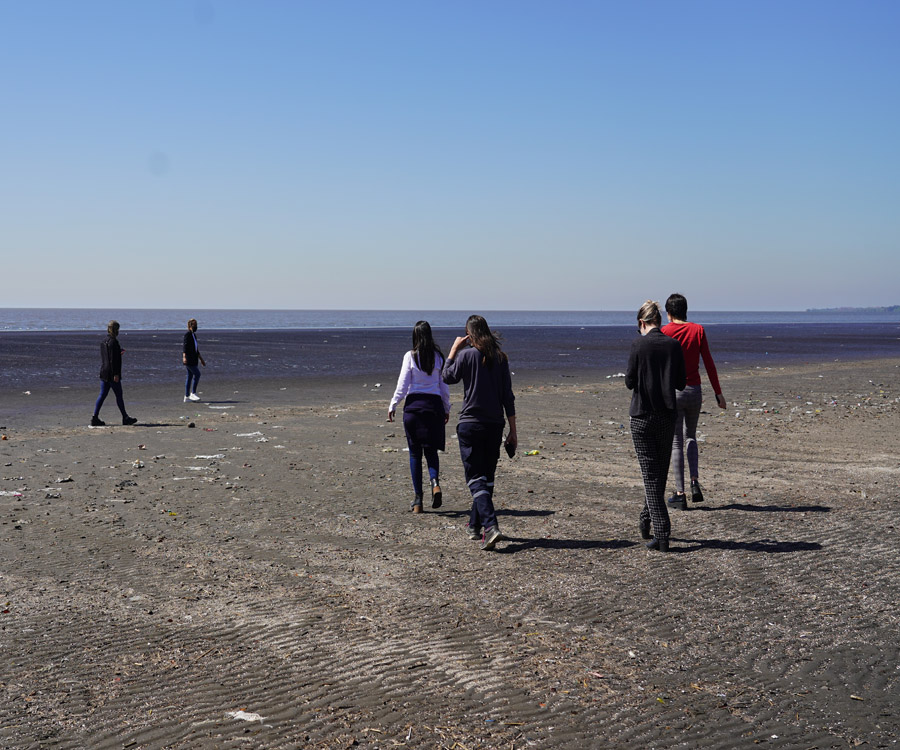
[690,480,704,503]
[122,416,138,426]
[667,493,687,510]
[90,415,105,427]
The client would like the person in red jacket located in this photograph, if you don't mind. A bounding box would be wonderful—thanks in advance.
[661,294,726,509]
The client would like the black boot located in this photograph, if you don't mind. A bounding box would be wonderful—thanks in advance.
[430,477,442,508]
[646,537,670,552]
[639,516,651,540]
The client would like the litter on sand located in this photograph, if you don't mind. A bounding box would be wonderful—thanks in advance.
[225,710,264,723]
[194,454,226,459]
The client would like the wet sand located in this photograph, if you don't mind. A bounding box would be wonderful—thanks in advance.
[1,360,898,748]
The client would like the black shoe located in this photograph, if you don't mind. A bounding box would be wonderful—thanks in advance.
[122,416,138,426]
[639,517,651,540]
[667,493,687,510]
[646,537,670,552]
[90,415,105,427]
[430,477,442,509]
[690,480,704,503]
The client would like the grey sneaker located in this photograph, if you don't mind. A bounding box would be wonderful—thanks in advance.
[481,525,503,551]
[465,524,481,540]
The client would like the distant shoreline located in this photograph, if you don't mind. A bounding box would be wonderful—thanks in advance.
[806,305,899,313]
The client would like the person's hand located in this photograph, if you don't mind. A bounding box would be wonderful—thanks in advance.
[387,410,395,422]
[113,376,120,383]
[444,413,450,425]
[504,432,518,452]
[200,358,206,367]
[716,393,727,410]
[449,334,470,359]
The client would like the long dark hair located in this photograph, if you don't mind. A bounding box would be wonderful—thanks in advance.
[412,320,444,375]
[466,314,507,368]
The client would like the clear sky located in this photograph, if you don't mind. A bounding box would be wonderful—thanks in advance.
[3,1,899,311]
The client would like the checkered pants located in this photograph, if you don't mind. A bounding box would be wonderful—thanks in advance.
[631,412,677,541]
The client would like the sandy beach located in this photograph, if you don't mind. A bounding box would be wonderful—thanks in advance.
[1,359,898,748]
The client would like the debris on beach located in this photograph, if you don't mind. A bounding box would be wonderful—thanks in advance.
[225,710,264,723]
[524,450,540,456]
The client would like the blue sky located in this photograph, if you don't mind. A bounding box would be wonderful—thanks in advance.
[3,1,899,310]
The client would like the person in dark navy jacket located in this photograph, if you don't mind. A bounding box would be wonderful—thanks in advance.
[182,318,206,402]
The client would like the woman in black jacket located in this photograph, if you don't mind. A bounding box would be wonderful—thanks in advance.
[91,320,137,426]
[625,301,685,552]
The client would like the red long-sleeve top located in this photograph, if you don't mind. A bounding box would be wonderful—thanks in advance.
[661,321,722,394]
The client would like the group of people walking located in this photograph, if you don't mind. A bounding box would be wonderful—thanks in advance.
[90,300,723,554]
[390,297,723,553]
[389,316,516,550]
[90,318,207,426]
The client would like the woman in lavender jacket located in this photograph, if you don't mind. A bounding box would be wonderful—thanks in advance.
[389,321,451,513]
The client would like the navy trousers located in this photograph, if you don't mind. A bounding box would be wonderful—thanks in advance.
[457,421,504,531]
[94,380,127,418]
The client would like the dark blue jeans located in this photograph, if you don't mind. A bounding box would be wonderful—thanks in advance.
[185,365,201,397]
[94,380,127,418]
[457,421,504,531]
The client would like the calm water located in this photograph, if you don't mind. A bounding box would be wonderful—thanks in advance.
[2,307,900,331]
[2,318,899,390]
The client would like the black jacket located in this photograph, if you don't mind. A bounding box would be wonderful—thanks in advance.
[99,335,123,383]
[183,331,200,367]
[625,328,686,417]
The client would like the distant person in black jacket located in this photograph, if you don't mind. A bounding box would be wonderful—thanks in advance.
[91,320,137,426]
[183,318,206,402]
[625,301,686,552]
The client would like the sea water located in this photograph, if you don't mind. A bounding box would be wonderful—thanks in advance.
[1,311,898,390]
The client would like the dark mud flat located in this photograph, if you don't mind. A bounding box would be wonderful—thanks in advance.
[1,360,898,748]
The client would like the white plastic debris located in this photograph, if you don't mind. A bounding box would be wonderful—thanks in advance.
[226,710,264,723]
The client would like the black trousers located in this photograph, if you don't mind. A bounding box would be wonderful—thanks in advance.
[631,412,676,541]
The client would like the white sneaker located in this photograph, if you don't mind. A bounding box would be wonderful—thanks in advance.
[188,393,201,402]
[183,396,189,403]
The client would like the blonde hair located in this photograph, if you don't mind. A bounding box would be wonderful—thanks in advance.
[637,300,661,327]
[187,318,198,329]
[107,320,120,337]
